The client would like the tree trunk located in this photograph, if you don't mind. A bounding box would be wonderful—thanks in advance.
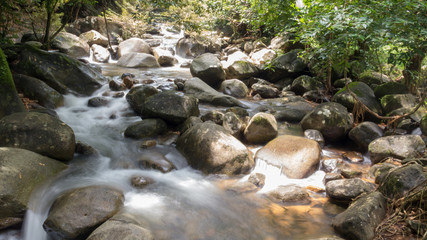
[403,53,424,94]
[0,48,26,119]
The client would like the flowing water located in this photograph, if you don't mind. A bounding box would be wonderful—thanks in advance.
[0,26,372,240]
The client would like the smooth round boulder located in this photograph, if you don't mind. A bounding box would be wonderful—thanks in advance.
[118,38,151,57]
[380,94,418,115]
[52,32,90,59]
[124,118,168,139]
[348,121,383,151]
[141,91,200,125]
[244,112,278,144]
[301,102,354,142]
[225,60,259,80]
[368,135,425,164]
[255,135,321,179]
[291,75,323,95]
[251,83,280,99]
[219,79,249,98]
[267,49,307,82]
[43,185,124,240]
[117,53,160,68]
[359,71,391,88]
[332,191,387,240]
[176,122,254,175]
[190,53,225,87]
[0,147,67,229]
[0,112,75,161]
[153,48,178,67]
[267,185,311,204]
[326,178,375,204]
[91,44,110,63]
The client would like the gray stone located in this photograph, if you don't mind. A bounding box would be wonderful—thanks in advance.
[0,112,75,161]
[219,79,249,98]
[244,112,278,144]
[138,151,176,173]
[43,185,124,240]
[176,122,254,175]
[117,53,160,68]
[118,38,151,57]
[326,179,375,204]
[268,184,311,204]
[348,121,384,151]
[124,118,168,139]
[79,30,109,47]
[52,32,90,59]
[332,191,387,240]
[222,112,244,139]
[251,83,280,98]
[368,135,425,164]
[304,129,325,147]
[91,44,110,63]
[225,60,259,80]
[291,75,323,95]
[267,49,307,82]
[125,85,159,115]
[190,53,225,87]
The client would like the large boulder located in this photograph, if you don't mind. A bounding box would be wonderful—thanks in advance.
[43,185,124,240]
[13,73,64,109]
[291,75,323,95]
[118,38,151,57]
[141,91,200,125]
[225,60,259,80]
[219,79,249,98]
[332,82,382,116]
[71,16,122,43]
[0,48,26,119]
[267,49,307,82]
[183,77,246,107]
[359,71,391,88]
[377,163,426,199]
[9,45,104,96]
[368,135,425,164]
[0,112,75,161]
[348,121,383,151]
[176,38,206,58]
[332,191,387,240]
[273,101,315,122]
[91,44,110,63]
[124,118,168,139]
[117,53,160,68]
[250,48,276,65]
[380,94,418,114]
[243,112,278,144]
[374,82,409,99]
[153,48,178,67]
[255,135,321,179]
[79,30,109,47]
[86,213,154,240]
[251,83,280,98]
[125,85,159,115]
[190,53,225,87]
[326,179,375,204]
[176,122,254,175]
[52,32,90,59]
[301,102,354,142]
[0,147,67,229]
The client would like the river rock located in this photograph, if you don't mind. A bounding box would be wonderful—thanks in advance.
[267,49,307,82]
[79,30,109,47]
[183,77,246,107]
[422,114,427,135]
[222,112,244,139]
[139,151,176,173]
[153,48,178,67]
[368,135,425,164]
[291,75,323,95]
[176,122,254,175]
[72,16,122,43]
[201,110,224,125]
[0,112,75,161]
[9,45,104,96]
[348,121,383,151]
[255,135,321,179]
[141,91,199,125]
[332,191,387,240]
[359,71,391,88]
[176,38,206,58]
[219,79,249,98]
[225,60,259,80]
[304,129,325,147]
[124,118,168,139]
[109,80,126,91]
[86,212,154,240]
[332,82,383,116]
[326,178,375,204]
[117,53,160,68]
[88,97,109,107]
[118,38,151,57]
[250,48,277,65]
[190,53,225,87]
[13,73,64,109]
[178,116,203,134]
[273,101,315,122]
[43,185,124,240]
[125,85,159,115]
[267,184,311,204]
[377,163,426,199]
[91,44,110,63]
[52,32,90,59]
[374,81,409,99]
[0,147,67,229]
[130,175,154,189]
[301,102,354,142]
[248,173,266,188]
[244,112,278,144]
[251,83,280,98]
[380,93,418,115]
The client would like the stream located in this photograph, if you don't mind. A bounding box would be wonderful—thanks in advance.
[1,26,373,240]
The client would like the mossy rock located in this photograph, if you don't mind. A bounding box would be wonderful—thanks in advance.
[359,71,391,88]
[374,81,409,99]
[380,94,417,114]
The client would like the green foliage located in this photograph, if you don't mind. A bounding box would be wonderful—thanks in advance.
[0,0,29,45]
